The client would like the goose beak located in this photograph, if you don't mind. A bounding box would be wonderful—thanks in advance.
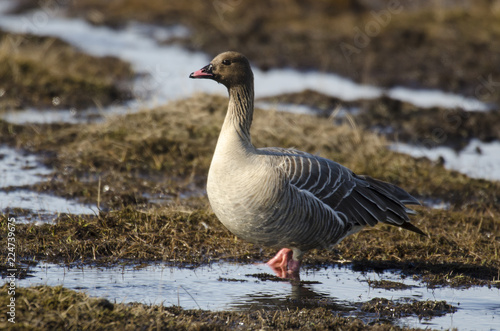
[189,64,214,79]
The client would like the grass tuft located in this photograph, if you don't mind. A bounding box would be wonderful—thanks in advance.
[0,30,133,110]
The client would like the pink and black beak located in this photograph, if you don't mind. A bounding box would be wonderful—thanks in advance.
[189,64,214,79]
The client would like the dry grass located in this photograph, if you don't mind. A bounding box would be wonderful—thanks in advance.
[0,93,499,329]
[0,30,133,110]
[0,206,233,265]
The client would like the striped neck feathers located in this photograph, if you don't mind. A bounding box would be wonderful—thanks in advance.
[226,83,254,144]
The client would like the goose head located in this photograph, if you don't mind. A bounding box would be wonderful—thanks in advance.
[189,51,253,89]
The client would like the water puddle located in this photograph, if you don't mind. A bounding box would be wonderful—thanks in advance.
[18,262,500,330]
[0,145,96,222]
[0,145,52,188]
[421,198,451,211]
[391,139,500,182]
[0,190,95,223]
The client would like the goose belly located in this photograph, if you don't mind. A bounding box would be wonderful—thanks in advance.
[207,169,280,244]
[207,169,348,250]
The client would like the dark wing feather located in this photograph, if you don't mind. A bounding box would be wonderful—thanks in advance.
[260,147,425,236]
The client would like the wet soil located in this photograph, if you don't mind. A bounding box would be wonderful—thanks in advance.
[361,298,456,320]
[1,201,499,288]
[366,279,415,290]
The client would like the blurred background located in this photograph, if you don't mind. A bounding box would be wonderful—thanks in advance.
[1,0,500,146]
[8,0,500,99]
[3,0,500,100]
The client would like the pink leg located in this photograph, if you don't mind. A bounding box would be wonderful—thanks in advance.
[266,248,301,279]
[266,248,292,270]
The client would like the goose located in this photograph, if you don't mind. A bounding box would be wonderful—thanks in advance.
[189,51,424,278]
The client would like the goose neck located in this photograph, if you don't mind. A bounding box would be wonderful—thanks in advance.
[225,84,254,143]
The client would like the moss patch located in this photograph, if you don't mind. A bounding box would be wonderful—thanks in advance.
[361,298,456,319]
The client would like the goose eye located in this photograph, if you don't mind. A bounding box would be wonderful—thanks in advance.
[222,59,231,65]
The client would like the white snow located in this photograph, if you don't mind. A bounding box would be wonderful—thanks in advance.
[390,139,500,181]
